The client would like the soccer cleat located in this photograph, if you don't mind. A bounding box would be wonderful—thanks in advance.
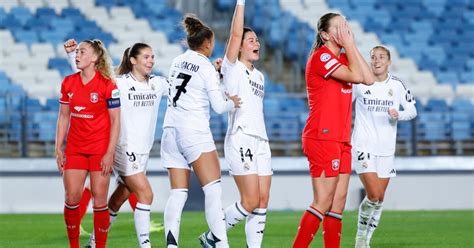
[149,220,164,233]
[355,236,367,248]
[198,231,216,248]
[85,234,96,248]
[79,224,90,237]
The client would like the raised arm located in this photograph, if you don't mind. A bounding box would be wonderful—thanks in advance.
[225,0,246,63]
[64,39,80,72]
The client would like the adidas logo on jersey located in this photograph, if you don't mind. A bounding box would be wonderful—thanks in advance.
[364,90,372,95]
[389,169,396,174]
[129,86,136,91]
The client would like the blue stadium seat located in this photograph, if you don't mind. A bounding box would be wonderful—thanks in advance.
[425,99,449,112]
[10,6,32,25]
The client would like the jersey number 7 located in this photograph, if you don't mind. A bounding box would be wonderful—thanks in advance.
[172,73,192,107]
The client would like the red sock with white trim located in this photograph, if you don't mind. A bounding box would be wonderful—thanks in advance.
[323,211,343,248]
[64,202,81,248]
[292,206,324,248]
[128,192,138,211]
[93,205,110,248]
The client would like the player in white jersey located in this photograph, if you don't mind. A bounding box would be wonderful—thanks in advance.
[352,46,417,248]
[65,40,167,248]
[161,15,240,248]
[198,1,271,247]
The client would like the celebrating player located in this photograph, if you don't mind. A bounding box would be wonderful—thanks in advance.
[56,39,120,248]
[161,14,240,248]
[353,46,417,248]
[199,1,272,247]
[292,13,374,248]
[64,39,168,248]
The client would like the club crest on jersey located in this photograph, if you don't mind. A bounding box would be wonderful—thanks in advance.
[320,53,331,62]
[90,93,99,103]
[151,83,155,91]
[388,89,393,96]
[332,159,340,171]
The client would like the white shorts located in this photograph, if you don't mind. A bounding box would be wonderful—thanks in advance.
[161,127,216,170]
[224,129,272,176]
[113,146,149,178]
[353,150,396,178]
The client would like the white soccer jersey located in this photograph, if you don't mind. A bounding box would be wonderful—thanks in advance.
[163,49,232,131]
[116,73,167,153]
[351,73,417,156]
[221,56,268,140]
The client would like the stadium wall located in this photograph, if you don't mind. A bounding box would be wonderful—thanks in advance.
[0,157,472,213]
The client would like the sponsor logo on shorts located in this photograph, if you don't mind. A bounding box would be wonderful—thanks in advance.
[90,92,99,103]
[332,159,340,171]
[320,53,331,62]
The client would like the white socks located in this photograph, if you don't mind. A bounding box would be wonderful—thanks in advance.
[366,201,384,244]
[357,196,378,237]
[135,202,151,248]
[224,201,249,230]
[246,208,267,248]
[203,179,229,248]
[164,188,188,248]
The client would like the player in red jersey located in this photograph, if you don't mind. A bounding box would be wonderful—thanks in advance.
[56,39,120,248]
[292,13,374,248]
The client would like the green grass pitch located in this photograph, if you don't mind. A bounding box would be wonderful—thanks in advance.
[0,210,472,247]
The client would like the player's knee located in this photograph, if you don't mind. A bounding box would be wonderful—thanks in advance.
[242,195,259,212]
[258,191,270,208]
[64,191,81,204]
[136,191,153,205]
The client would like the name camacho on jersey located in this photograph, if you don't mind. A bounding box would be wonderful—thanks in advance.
[221,56,268,140]
[352,73,417,156]
[163,49,222,132]
[59,71,120,155]
[303,45,353,142]
[116,73,168,153]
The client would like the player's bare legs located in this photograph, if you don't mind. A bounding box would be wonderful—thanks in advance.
[89,171,111,248]
[193,151,229,248]
[165,168,190,248]
[293,172,338,248]
[63,169,88,248]
[356,174,390,247]
[322,173,350,248]
[108,183,132,212]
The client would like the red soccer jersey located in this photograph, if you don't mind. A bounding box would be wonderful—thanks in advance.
[59,71,120,155]
[302,45,353,142]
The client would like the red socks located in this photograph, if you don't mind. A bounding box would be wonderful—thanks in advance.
[292,206,324,248]
[79,188,91,220]
[93,205,110,248]
[128,192,138,211]
[323,212,343,248]
[64,202,81,248]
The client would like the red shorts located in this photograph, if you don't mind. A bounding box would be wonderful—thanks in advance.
[302,138,352,178]
[64,153,103,171]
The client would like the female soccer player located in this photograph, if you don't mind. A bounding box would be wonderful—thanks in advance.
[161,14,240,248]
[65,39,168,248]
[201,1,271,247]
[292,13,374,248]
[353,46,417,248]
[56,39,120,248]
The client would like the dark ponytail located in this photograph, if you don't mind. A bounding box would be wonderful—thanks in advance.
[116,43,151,75]
[310,13,341,55]
[182,14,214,51]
